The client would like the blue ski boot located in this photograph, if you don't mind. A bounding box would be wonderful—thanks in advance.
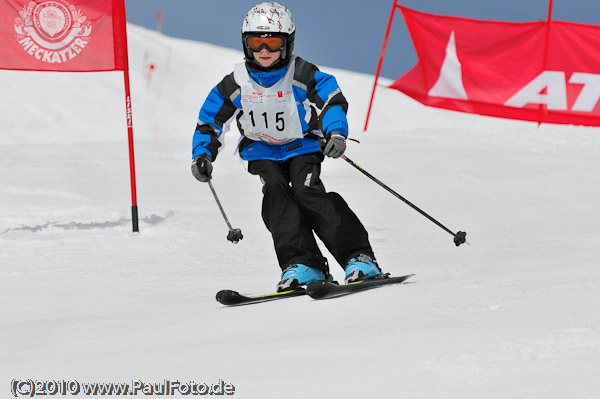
[277,264,327,292]
[344,254,381,284]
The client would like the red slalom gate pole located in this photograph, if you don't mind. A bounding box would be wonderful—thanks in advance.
[157,11,163,33]
[538,0,554,125]
[123,69,139,233]
[117,1,140,234]
[364,0,400,131]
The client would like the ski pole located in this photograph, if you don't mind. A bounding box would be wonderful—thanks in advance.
[342,155,468,246]
[208,181,243,244]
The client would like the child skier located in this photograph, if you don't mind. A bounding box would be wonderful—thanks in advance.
[191,2,382,291]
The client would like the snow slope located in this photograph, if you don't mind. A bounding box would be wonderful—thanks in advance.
[2,24,600,399]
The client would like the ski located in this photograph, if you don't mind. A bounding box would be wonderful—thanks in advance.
[216,288,306,306]
[216,274,414,305]
[306,274,415,300]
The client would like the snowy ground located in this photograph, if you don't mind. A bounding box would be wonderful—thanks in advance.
[2,24,600,399]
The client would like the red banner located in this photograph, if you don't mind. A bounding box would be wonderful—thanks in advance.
[0,0,128,72]
[391,7,600,126]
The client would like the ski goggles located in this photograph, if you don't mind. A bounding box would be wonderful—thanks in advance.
[245,35,285,52]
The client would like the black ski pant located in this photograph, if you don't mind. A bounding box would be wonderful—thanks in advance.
[248,152,374,274]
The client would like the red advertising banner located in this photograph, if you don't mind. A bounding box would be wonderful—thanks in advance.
[390,6,600,126]
[0,0,128,72]
[0,0,138,232]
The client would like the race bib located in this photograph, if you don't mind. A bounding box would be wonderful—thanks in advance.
[234,57,304,144]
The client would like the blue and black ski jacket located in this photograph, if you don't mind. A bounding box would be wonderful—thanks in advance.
[192,56,349,162]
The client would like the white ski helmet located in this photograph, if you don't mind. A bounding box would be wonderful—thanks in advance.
[241,2,296,66]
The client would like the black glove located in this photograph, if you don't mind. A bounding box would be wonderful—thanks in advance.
[191,154,213,182]
[322,132,347,159]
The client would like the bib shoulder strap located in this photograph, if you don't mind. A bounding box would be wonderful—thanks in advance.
[233,63,250,87]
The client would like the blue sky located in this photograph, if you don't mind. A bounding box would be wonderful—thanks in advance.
[123,0,600,79]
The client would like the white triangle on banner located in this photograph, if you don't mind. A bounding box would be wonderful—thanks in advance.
[428,31,468,100]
